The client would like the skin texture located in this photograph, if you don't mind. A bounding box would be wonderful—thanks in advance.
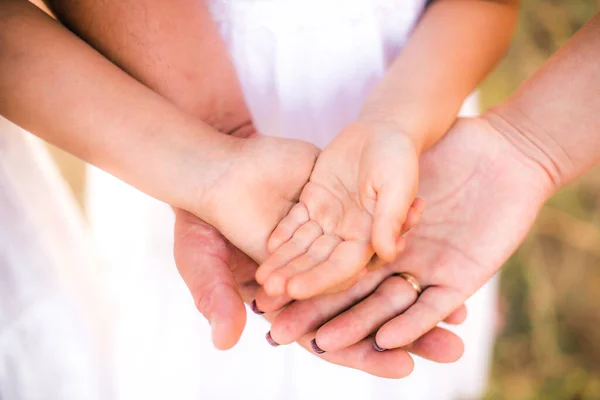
[270,12,600,354]
[1,0,465,375]
[267,116,552,353]
[256,125,424,299]
[10,0,598,378]
[0,0,317,267]
[256,0,520,299]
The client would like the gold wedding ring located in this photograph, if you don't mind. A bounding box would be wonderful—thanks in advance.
[394,272,423,295]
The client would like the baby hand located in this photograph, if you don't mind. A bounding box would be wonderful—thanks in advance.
[256,122,424,299]
[196,135,319,264]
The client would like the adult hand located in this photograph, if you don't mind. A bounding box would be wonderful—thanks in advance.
[173,207,468,377]
[265,115,554,374]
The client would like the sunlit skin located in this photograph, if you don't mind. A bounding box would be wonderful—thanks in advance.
[255,123,425,299]
[255,0,519,300]
[264,115,552,353]
[266,11,600,351]
[0,0,460,377]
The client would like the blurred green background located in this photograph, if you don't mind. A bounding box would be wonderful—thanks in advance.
[45,1,600,398]
[480,1,600,399]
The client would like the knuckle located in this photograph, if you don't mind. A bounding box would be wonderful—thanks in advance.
[193,281,217,316]
[374,277,417,309]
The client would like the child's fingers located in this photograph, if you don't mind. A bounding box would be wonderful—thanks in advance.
[263,234,341,296]
[394,236,407,256]
[375,286,464,350]
[314,273,419,351]
[267,203,310,253]
[401,200,425,233]
[411,197,426,213]
[256,220,322,284]
[287,241,373,299]
[372,186,414,262]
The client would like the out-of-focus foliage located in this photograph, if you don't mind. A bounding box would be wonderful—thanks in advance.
[481,2,600,399]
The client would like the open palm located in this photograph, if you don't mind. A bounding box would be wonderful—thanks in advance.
[371,116,554,349]
[269,115,556,356]
[172,127,466,377]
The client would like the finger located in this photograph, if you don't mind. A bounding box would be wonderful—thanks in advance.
[411,197,426,213]
[253,288,293,314]
[270,270,389,344]
[256,220,322,286]
[263,234,340,294]
[287,240,373,299]
[294,326,462,376]
[323,267,368,295]
[401,326,464,363]
[296,333,415,379]
[394,236,406,256]
[365,253,388,273]
[314,274,418,351]
[266,202,310,253]
[443,304,468,325]
[376,286,463,350]
[401,201,424,233]
[372,186,415,262]
[173,209,246,350]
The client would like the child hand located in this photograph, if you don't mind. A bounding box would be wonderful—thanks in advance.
[255,122,425,299]
[196,135,320,264]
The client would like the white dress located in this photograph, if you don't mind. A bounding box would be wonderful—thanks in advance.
[0,117,111,400]
[85,1,498,399]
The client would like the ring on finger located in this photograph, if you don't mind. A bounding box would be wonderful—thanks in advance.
[393,272,422,295]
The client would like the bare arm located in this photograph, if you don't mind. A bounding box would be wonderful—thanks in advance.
[40,0,252,133]
[0,0,237,212]
[486,12,600,190]
[360,0,519,152]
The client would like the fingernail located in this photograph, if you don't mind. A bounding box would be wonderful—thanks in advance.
[265,331,279,347]
[373,341,387,352]
[310,339,326,354]
[251,300,264,315]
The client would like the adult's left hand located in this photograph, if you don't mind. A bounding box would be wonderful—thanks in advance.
[265,115,553,368]
[173,208,466,378]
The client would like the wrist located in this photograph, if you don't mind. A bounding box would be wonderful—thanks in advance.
[142,117,243,218]
[358,88,456,155]
[351,117,426,156]
[482,103,573,193]
[181,125,245,217]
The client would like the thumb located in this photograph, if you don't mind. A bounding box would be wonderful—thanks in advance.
[372,182,415,262]
[173,208,246,350]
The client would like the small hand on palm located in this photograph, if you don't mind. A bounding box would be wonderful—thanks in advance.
[267,116,554,359]
[176,115,555,378]
[256,123,425,299]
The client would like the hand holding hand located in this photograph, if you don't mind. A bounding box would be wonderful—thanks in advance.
[256,122,425,299]
[264,115,554,362]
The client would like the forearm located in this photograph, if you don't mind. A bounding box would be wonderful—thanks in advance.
[0,0,236,211]
[41,0,252,133]
[486,12,600,190]
[359,0,518,152]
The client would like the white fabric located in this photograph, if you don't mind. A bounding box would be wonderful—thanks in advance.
[0,117,111,400]
[85,1,497,399]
